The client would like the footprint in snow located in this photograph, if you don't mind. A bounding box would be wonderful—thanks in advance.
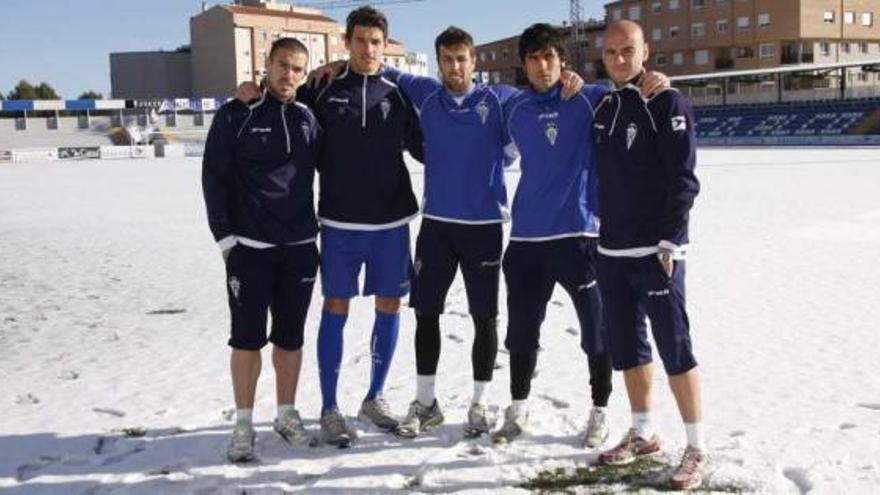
[446,334,464,343]
[551,300,564,307]
[840,422,857,430]
[93,407,126,417]
[15,393,40,405]
[857,403,880,411]
[537,393,569,409]
[565,327,578,336]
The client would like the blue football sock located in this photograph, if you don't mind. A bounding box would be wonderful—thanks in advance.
[317,310,347,413]
[366,310,400,401]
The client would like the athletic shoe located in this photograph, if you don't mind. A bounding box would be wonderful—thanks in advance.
[669,445,707,490]
[358,395,399,430]
[491,406,528,444]
[273,408,311,446]
[395,399,444,438]
[597,428,661,466]
[582,407,609,448]
[226,425,256,462]
[320,409,356,447]
[463,402,496,438]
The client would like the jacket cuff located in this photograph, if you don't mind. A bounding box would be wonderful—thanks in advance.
[217,236,237,252]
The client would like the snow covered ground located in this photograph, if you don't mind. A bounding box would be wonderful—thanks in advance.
[1,148,879,494]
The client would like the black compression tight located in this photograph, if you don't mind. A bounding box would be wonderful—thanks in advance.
[414,314,498,382]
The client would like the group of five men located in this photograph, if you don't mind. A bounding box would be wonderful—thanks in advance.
[202,6,704,490]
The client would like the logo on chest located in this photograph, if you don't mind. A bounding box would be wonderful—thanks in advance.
[301,121,311,144]
[626,122,638,150]
[328,96,349,115]
[380,99,391,121]
[476,100,490,125]
[545,121,559,146]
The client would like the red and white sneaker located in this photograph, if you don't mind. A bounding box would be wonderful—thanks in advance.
[597,428,662,466]
[669,445,707,490]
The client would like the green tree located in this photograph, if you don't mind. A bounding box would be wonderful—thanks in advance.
[7,80,37,100]
[35,82,60,100]
[77,90,104,100]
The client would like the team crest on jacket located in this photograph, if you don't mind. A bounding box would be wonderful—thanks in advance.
[476,100,490,125]
[380,99,391,121]
[545,122,559,146]
[626,122,638,150]
[671,115,687,132]
[301,121,311,144]
[228,276,241,302]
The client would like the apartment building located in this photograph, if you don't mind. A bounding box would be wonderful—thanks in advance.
[112,0,427,99]
[475,0,880,87]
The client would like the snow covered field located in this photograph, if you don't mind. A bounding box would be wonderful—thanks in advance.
[1,148,879,494]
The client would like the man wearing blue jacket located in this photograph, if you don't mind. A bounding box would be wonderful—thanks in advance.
[592,20,705,490]
[492,23,614,446]
[202,38,321,462]
[297,7,424,447]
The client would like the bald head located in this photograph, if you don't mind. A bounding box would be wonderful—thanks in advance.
[605,20,645,43]
[602,20,649,85]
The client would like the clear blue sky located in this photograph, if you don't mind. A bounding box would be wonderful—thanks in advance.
[0,0,605,99]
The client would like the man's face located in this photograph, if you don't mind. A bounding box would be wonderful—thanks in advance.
[602,28,648,85]
[266,49,308,101]
[345,25,386,74]
[524,47,563,93]
[438,43,476,94]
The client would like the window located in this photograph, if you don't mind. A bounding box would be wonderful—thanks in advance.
[479,52,487,62]
[863,12,874,27]
[691,0,706,9]
[629,6,641,20]
[490,51,496,61]
[759,43,775,58]
[716,0,728,4]
[652,28,662,41]
[669,26,680,39]
[694,50,709,65]
[669,0,680,11]
[596,36,604,48]
[842,42,851,54]
[612,8,622,21]
[824,11,835,23]
[758,13,770,27]
[652,2,662,13]
[673,52,684,65]
[844,11,855,24]
[502,50,509,60]
[858,72,868,82]
[717,19,729,34]
[691,23,705,37]
[860,42,869,54]
[734,46,754,58]
[737,16,750,30]
[655,53,668,66]
[819,42,831,56]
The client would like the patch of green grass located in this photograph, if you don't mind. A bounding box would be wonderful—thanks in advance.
[523,459,750,493]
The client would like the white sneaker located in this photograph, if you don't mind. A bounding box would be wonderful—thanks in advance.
[583,407,609,448]
[463,402,497,438]
[358,395,399,430]
[320,410,356,448]
[491,405,528,444]
[226,425,255,462]
[273,408,312,446]
[396,399,444,438]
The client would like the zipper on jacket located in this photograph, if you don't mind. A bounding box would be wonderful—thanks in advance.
[281,102,291,153]
[362,74,368,129]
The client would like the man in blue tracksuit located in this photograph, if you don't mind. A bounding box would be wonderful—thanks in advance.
[202,38,321,462]
[492,23,614,446]
[297,7,424,447]
[592,21,705,490]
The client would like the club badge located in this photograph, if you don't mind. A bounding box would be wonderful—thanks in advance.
[301,121,311,144]
[545,122,559,146]
[626,122,638,150]
[380,99,391,121]
[476,100,490,125]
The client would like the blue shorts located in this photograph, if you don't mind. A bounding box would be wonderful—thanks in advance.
[225,243,319,351]
[597,254,697,376]
[502,237,605,356]
[320,224,412,299]
[410,218,502,317]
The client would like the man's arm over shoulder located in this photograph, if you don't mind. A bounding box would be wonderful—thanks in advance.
[652,89,700,249]
[383,66,441,109]
[202,102,247,250]
[500,91,530,166]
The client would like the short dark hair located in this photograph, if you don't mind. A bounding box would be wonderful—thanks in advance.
[434,26,475,57]
[518,23,566,63]
[345,6,388,40]
[269,37,308,61]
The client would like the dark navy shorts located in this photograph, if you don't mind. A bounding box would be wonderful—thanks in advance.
[502,236,605,355]
[320,224,412,299]
[409,218,503,317]
[225,243,319,351]
[597,254,697,376]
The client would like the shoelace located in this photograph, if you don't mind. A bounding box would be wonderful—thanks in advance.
[371,397,393,416]
[324,413,348,434]
[679,449,703,473]
[231,428,253,445]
